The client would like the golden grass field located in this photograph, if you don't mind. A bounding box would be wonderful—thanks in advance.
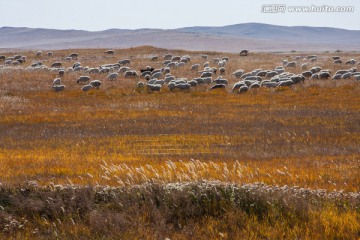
[0,46,359,239]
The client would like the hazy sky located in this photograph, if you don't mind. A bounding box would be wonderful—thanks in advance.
[0,0,359,30]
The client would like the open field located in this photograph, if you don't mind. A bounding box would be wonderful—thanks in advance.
[0,47,359,239]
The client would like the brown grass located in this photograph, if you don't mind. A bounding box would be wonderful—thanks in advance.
[0,46,359,238]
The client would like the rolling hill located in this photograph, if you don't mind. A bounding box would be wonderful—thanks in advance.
[1,23,359,52]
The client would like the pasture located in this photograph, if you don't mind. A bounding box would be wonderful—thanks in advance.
[0,46,359,239]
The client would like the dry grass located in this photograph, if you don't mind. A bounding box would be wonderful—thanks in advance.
[0,46,359,238]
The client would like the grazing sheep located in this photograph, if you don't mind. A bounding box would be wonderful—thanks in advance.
[169,82,191,91]
[59,69,65,77]
[203,62,210,68]
[213,58,220,63]
[238,85,249,93]
[137,81,145,88]
[144,74,151,81]
[332,56,340,60]
[282,59,288,66]
[310,74,319,80]
[240,50,249,56]
[201,72,212,78]
[346,59,356,65]
[119,66,131,73]
[52,85,65,92]
[119,59,131,65]
[210,84,226,90]
[124,70,138,78]
[188,80,198,87]
[213,77,228,85]
[341,72,351,79]
[333,59,342,64]
[218,60,226,67]
[201,55,208,60]
[261,81,277,88]
[165,75,175,83]
[309,57,317,63]
[256,71,267,77]
[47,52,53,57]
[232,81,246,91]
[301,71,313,78]
[88,68,100,74]
[354,75,360,81]
[77,76,91,84]
[294,56,302,60]
[175,62,185,68]
[89,80,102,88]
[290,75,305,84]
[265,71,278,79]
[146,84,162,92]
[319,71,331,80]
[244,76,262,82]
[104,50,114,55]
[0,55,6,61]
[249,82,260,89]
[36,51,42,57]
[277,80,293,87]
[81,84,93,92]
[69,53,78,60]
[335,70,349,75]
[152,71,162,79]
[301,63,308,70]
[191,64,200,71]
[151,56,158,61]
[285,61,296,68]
[52,78,61,86]
[332,74,342,80]
[167,62,176,68]
[164,54,172,60]
[51,62,62,68]
[310,66,322,74]
[219,67,226,74]
[307,55,317,59]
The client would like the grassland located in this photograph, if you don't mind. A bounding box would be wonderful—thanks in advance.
[0,46,359,239]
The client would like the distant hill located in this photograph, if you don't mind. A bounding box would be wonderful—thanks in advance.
[1,23,359,52]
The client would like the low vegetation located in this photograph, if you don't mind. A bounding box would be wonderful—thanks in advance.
[0,46,359,239]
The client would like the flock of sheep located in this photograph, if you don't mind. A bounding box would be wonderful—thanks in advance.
[1,49,359,94]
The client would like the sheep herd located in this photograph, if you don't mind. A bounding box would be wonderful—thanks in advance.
[1,49,359,94]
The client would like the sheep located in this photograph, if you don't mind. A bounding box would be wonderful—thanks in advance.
[77,76,90,84]
[52,85,65,92]
[52,78,61,86]
[188,80,198,87]
[104,50,114,55]
[354,75,360,81]
[169,83,191,91]
[210,84,226,90]
[171,56,181,62]
[310,66,322,74]
[152,71,162,79]
[245,76,262,82]
[341,72,351,79]
[332,56,341,60]
[191,64,200,71]
[238,85,249,93]
[89,80,102,88]
[88,68,99,74]
[301,63,308,70]
[261,81,277,88]
[165,75,175,83]
[249,82,260,89]
[301,71,313,78]
[69,53,78,60]
[51,62,62,68]
[167,62,176,68]
[294,56,302,60]
[213,77,228,85]
[213,58,220,63]
[47,52,53,57]
[285,61,296,68]
[36,51,42,57]
[146,83,162,92]
[310,73,319,80]
[277,79,293,87]
[119,66,131,73]
[256,71,267,77]
[124,70,138,78]
[218,60,226,67]
[290,75,305,84]
[203,62,210,68]
[309,57,317,63]
[201,55,208,60]
[0,55,6,61]
[164,54,172,60]
[332,74,342,80]
[346,59,356,65]
[240,49,248,56]
[119,59,131,65]
[264,71,277,79]
[319,71,331,80]
[282,59,288,66]
[137,81,145,88]
[333,59,342,65]
[144,74,151,81]
[59,69,65,77]
[175,62,185,68]
[200,72,212,78]
[307,55,317,59]
[164,67,171,74]
[81,84,93,92]
[219,67,226,74]
[151,56,158,61]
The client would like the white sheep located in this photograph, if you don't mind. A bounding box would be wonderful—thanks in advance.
[107,73,118,81]
[52,78,61,86]
[191,64,200,71]
[52,85,65,92]
[77,76,90,84]
[81,84,93,92]
[89,80,102,88]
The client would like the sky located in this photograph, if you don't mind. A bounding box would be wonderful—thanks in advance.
[0,0,359,31]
